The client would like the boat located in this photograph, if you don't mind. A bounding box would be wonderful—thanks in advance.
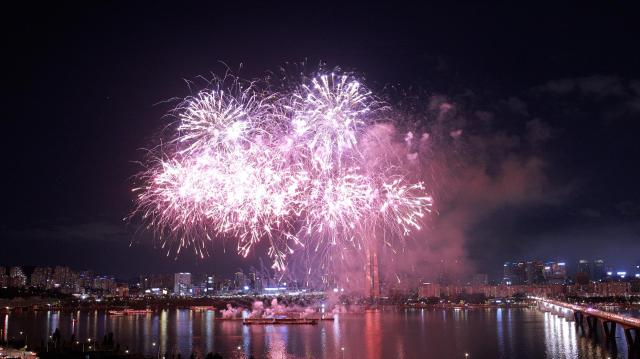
[108,308,153,315]
[190,306,217,312]
[243,317,318,325]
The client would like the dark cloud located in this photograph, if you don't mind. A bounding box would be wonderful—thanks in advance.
[539,75,626,98]
[616,201,640,218]
[579,208,601,218]
[505,97,529,116]
[525,118,553,144]
[535,75,640,122]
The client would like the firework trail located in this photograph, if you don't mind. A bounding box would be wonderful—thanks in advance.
[132,69,432,271]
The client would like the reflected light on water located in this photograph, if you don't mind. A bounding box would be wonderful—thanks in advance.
[364,311,382,359]
[542,310,620,359]
[1,308,635,358]
[264,325,288,359]
[2,314,8,342]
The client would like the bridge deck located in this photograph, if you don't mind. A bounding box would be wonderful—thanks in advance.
[536,297,640,329]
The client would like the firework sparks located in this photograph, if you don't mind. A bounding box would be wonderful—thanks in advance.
[132,70,433,270]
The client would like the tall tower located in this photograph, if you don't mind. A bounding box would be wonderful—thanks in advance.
[364,244,380,300]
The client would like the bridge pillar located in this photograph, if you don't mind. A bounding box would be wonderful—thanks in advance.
[624,327,640,351]
[574,311,585,334]
[600,321,617,342]
[586,316,598,339]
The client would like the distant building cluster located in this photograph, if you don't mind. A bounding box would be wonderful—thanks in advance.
[418,259,640,300]
[1,258,638,301]
[139,270,294,297]
[502,260,570,285]
[502,258,638,286]
[0,265,305,298]
[0,265,121,296]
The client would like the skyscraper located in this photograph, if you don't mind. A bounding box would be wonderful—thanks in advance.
[174,273,192,295]
[205,274,215,293]
[365,245,380,299]
[592,259,606,281]
[576,259,591,284]
[31,267,53,288]
[578,260,590,276]
[503,262,526,285]
[525,260,545,284]
[0,267,7,287]
[234,272,246,289]
[543,262,567,284]
[9,267,27,287]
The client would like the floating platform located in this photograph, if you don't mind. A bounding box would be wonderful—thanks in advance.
[243,318,319,325]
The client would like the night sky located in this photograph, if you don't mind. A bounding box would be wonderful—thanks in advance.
[2,3,639,279]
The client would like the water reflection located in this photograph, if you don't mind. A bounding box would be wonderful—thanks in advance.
[2,314,8,342]
[0,308,634,358]
[363,311,381,359]
[542,310,626,359]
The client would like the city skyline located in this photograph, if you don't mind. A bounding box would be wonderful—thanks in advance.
[2,3,640,281]
[2,257,639,285]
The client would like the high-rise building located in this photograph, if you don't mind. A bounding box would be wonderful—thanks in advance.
[254,275,263,292]
[247,272,257,290]
[94,276,116,294]
[115,284,129,297]
[0,267,7,287]
[174,272,192,295]
[577,260,590,276]
[525,260,545,284]
[139,275,152,290]
[205,274,215,293]
[52,266,77,292]
[576,259,591,285]
[592,259,606,281]
[418,282,441,298]
[31,267,53,288]
[503,262,526,285]
[9,267,27,287]
[365,245,381,299]
[77,271,95,291]
[543,262,567,284]
[150,274,174,290]
[234,272,246,289]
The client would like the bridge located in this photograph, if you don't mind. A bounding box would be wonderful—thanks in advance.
[533,296,640,353]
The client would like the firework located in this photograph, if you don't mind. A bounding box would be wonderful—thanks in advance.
[132,70,432,271]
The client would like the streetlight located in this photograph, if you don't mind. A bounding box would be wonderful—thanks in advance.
[341,346,345,359]
[465,353,469,358]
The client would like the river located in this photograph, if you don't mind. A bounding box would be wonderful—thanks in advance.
[1,308,638,358]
